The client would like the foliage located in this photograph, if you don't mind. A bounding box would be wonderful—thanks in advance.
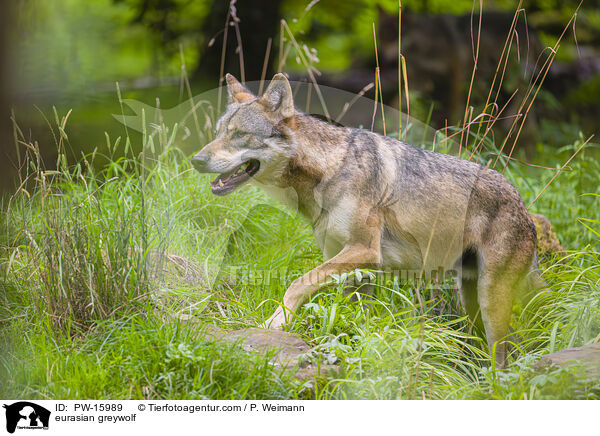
[3,0,600,401]
[14,0,600,93]
[12,0,155,96]
[0,314,299,399]
[1,109,599,400]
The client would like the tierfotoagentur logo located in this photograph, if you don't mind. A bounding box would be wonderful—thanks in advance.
[2,402,50,434]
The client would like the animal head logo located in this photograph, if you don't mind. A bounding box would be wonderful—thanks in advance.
[3,402,51,433]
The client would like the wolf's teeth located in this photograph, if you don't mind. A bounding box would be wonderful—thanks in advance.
[218,179,224,187]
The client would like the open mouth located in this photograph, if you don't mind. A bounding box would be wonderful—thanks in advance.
[211,159,260,196]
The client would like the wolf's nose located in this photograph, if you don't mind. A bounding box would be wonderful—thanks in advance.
[191,154,209,172]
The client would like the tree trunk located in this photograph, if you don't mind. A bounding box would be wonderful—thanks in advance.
[194,0,282,84]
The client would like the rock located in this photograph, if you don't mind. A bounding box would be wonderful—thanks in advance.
[204,326,340,382]
[530,213,564,257]
[534,343,600,378]
[224,328,311,366]
[147,251,238,317]
[146,252,340,382]
[147,251,207,288]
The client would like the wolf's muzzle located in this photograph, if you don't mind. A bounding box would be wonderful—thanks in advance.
[191,154,210,172]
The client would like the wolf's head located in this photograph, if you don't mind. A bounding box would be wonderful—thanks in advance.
[191,73,297,196]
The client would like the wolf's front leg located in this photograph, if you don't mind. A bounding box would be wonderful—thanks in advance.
[263,243,381,329]
[263,296,296,329]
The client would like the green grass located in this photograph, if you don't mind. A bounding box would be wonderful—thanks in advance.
[1,112,599,400]
[1,314,301,399]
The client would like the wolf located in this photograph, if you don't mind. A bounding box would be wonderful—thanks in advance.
[192,73,542,368]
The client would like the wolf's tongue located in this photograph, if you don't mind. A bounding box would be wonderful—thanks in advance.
[218,166,242,185]
[228,165,247,181]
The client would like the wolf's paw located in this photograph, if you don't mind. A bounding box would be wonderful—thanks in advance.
[263,309,291,329]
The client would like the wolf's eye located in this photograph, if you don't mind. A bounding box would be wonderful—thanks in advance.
[233,131,245,139]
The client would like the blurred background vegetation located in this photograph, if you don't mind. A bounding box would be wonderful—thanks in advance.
[1,0,599,190]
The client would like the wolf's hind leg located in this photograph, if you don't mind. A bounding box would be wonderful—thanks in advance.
[477,279,511,368]
[477,253,532,369]
[458,273,484,334]
[457,249,484,333]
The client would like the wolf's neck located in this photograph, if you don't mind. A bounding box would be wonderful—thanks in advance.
[289,114,338,177]
[282,114,338,221]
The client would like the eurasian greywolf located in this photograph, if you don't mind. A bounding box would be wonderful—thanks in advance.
[192,73,542,368]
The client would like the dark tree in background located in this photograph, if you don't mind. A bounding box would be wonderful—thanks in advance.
[195,0,282,83]
[115,0,282,84]
[0,1,15,190]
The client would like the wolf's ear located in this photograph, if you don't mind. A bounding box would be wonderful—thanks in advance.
[260,73,294,118]
[225,74,254,104]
